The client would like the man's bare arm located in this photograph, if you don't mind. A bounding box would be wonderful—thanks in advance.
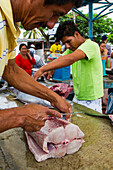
[0,107,24,132]
[34,49,86,80]
[2,59,72,113]
[0,104,62,133]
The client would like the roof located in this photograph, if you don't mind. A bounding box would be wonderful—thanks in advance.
[80,0,113,7]
[73,0,113,39]
[81,0,102,7]
[73,0,113,19]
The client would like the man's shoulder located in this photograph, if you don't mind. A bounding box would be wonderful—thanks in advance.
[79,39,98,49]
[51,43,55,47]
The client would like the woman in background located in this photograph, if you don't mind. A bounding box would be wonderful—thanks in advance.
[16,43,36,76]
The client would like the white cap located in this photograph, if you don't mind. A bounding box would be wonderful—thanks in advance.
[30,44,35,48]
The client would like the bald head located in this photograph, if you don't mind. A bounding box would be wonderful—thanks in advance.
[44,0,84,8]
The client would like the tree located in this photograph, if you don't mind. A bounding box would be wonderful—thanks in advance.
[58,12,73,23]
[38,27,50,48]
[107,34,113,44]
[19,23,50,48]
[75,13,113,43]
[23,29,42,39]
[19,12,113,47]
[58,12,113,43]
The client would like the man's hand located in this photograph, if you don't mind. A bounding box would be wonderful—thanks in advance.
[51,96,72,121]
[26,49,33,60]
[0,103,62,133]
[20,103,62,132]
[44,70,54,80]
[2,59,72,121]
[33,67,44,80]
[33,68,54,80]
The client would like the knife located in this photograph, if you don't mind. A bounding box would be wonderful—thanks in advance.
[84,112,113,125]
[61,111,83,116]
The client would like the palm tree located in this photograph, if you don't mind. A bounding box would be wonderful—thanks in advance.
[23,28,43,39]
[19,23,50,48]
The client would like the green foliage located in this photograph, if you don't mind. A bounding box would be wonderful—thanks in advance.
[58,13,73,23]
[23,28,42,39]
[19,22,49,47]
[75,13,113,43]
[19,12,113,45]
[107,34,113,44]
[19,23,23,29]
[58,12,113,44]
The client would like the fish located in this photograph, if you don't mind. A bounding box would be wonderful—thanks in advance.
[50,83,73,99]
[7,83,72,106]
[25,118,84,162]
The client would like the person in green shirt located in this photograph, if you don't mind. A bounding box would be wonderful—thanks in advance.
[34,21,103,113]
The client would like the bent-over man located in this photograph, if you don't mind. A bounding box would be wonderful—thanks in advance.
[0,0,84,132]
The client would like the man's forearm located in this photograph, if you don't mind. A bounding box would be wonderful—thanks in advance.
[0,107,24,132]
[41,49,86,72]
[2,59,58,103]
[42,54,73,72]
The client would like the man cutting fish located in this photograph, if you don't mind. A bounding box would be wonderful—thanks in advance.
[34,21,103,113]
[0,0,84,133]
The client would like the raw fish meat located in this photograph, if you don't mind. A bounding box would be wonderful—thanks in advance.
[50,83,73,99]
[25,118,84,162]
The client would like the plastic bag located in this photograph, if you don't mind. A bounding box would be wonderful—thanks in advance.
[106,92,113,114]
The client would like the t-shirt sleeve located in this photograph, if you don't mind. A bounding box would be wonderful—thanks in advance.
[62,49,73,56]
[8,50,16,60]
[78,40,98,60]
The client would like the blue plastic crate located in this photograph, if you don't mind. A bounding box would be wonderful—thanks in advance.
[52,66,71,81]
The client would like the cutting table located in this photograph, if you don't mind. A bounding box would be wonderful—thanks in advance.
[0,89,113,169]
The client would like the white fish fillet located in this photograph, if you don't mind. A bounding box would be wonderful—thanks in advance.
[25,118,84,162]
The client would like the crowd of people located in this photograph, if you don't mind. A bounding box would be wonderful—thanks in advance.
[4,22,113,119]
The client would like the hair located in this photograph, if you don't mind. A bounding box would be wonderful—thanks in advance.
[44,0,84,8]
[55,39,59,43]
[19,43,27,50]
[55,21,80,41]
[99,41,106,47]
[101,35,107,41]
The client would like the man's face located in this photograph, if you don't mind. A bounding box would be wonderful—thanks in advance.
[62,35,80,51]
[100,43,106,53]
[55,42,59,45]
[22,0,74,30]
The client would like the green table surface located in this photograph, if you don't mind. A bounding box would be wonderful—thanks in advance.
[0,89,113,170]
